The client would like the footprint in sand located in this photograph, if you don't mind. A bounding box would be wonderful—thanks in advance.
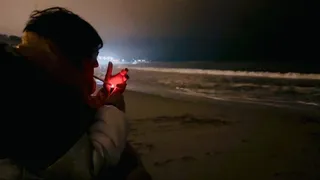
[130,132,146,137]
[300,116,320,124]
[205,151,223,156]
[273,171,306,178]
[153,156,197,167]
[241,139,248,143]
[131,142,155,155]
[153,159,175,167]
[147,114,229,126]
[180,156,196,162]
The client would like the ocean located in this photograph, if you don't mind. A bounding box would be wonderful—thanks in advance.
[95,61,320,109]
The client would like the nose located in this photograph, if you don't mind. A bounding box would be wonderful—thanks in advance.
[92,59,99,68]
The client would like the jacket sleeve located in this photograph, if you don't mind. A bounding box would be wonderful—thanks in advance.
[89,105,129,176]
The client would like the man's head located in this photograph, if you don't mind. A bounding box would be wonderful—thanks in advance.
[23,7,102,95]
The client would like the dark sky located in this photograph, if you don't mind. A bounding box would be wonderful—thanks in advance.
[0,0,317,62]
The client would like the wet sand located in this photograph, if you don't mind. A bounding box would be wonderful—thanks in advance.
[124,90,320,180]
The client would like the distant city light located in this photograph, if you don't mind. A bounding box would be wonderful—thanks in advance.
[97,55,150,65]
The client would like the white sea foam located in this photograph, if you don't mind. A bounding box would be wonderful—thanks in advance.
[126,67,320,80]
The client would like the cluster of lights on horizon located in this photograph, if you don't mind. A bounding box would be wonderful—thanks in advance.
[97,55,149,65]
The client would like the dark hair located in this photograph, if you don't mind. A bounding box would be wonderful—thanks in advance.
[24,7,103,65]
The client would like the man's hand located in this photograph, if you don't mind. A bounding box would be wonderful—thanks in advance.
[104,62,129,97]
[105,93,126,112]
[89,62,129,111]
[103,62,128,112]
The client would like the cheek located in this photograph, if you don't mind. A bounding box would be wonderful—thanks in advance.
[91,78,97,93]
[83,61,94,77]
[86,68,95,93]
[82,64,95,93]
[86,67,94,76]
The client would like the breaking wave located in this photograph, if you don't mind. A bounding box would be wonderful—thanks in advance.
[126,67,320,80]
[96,65,320,109]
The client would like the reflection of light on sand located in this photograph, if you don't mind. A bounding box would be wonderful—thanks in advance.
[297,101,319,106]
[175,87,226,100]
[174,86,318,106]
[173,86,320,109]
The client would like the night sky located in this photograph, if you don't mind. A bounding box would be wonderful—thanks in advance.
[0,0,316,62]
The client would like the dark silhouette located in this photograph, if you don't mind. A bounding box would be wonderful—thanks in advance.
[0,33,21,45]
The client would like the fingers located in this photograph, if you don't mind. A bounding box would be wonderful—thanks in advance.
[124,74,129,81]
[105,61,114,80]
[103,65,129,96]
[120,68,129,81]
[116,83,127,89]
[109,84,126,96]
[120,68,128,77]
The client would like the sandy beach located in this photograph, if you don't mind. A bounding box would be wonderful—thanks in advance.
[124,90,320,180]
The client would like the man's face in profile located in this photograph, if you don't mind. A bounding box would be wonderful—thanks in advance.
[82,56,99,96]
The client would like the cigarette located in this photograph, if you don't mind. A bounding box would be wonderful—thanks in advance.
[94,75,104,82]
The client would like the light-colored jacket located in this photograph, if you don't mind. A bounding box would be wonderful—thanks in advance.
[0,105,129,180]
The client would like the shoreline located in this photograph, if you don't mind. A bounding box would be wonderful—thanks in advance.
[125,90,320,114]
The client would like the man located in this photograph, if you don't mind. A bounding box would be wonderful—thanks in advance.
[0,7,150,180]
